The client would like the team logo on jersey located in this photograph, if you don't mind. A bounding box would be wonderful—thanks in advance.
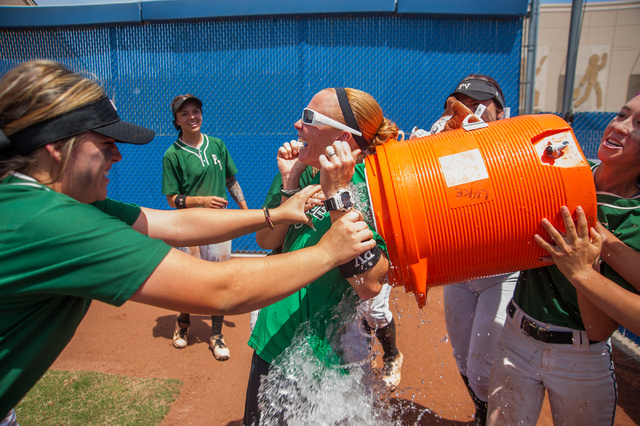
[293,205,326,229]
[211,154,222,170]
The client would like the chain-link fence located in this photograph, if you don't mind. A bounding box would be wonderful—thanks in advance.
[1,16,609,252]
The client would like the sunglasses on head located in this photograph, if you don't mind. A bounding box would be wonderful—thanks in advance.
[301,108,362,137]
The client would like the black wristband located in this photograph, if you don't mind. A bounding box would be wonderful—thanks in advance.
[280,185,302,197]
[175,194,188,209]
[338,245,382,278]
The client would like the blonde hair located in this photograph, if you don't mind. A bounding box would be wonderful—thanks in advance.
[0,60,105,179]
[324,88,399,153]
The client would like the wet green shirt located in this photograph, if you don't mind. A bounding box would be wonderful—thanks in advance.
[249,163,387,364]
[514,164,640,329]
[0,173,171,418]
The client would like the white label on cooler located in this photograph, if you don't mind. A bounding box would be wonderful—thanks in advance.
[438,149,489,187]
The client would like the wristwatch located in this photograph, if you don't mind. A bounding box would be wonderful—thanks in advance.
[323,189,354,212]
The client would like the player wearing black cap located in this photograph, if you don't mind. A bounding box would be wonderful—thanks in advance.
[421,74,515,426]
[162,93,251,360]
[447,74,506,123]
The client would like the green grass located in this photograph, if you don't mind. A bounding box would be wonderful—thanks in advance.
[15,370,182,426]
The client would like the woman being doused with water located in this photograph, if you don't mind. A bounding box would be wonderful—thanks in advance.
[246,88,399,425]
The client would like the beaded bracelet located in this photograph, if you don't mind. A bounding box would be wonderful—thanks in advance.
[262,206,274,230]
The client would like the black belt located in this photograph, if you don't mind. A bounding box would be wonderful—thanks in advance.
[507,301,599,345]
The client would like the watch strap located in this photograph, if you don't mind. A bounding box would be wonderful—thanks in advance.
[323,196,339,211]
[323,189,352,212]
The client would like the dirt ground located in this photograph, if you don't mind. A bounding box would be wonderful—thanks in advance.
[51,286,640,426]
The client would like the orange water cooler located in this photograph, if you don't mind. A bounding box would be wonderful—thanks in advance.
[364,114,597,308]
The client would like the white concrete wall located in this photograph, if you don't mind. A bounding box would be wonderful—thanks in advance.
[534,0,640,112]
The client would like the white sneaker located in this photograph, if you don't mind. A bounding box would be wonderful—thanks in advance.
[382,352,403,391]
[210,334,230,361]
[172,319,189,349]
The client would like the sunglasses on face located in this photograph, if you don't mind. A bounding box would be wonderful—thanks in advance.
[301,108,362,137]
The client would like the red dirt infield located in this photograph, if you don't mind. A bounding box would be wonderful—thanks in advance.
[51,286,639,425]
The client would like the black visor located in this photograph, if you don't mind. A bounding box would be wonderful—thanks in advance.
[6,97,155,155]
[448,78,505,110]
[171,95,202,117]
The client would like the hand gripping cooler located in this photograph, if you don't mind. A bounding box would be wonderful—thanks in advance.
[364,114,597,308]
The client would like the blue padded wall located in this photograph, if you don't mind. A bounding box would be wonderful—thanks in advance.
[1,16,526,251]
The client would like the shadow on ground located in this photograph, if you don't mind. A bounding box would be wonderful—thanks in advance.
[152,314,238,345]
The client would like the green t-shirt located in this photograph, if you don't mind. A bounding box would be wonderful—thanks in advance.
[248,163,387,364]
[162,134,239,198]
[514,164,640,329]
[0,173,172,418]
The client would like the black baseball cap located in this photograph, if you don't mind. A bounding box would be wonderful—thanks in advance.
[447,77,505,110]
[3,96,155,155]
[170,95,203,131]
[171,95,202,117]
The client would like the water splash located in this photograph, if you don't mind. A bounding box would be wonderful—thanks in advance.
[257,291,402,425]
[349,181,375,228]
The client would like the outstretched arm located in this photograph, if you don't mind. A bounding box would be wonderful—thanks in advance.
[130,211,376,315]
[136,185,319,247]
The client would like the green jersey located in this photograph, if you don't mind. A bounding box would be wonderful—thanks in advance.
[162,134,238,198]
[248,163,387,364]
[0,172,171,418]
[514,164,640,329]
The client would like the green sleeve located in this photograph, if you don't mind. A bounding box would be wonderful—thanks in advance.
[91,198,141,226]
[162,151,181,196]
[262,173,284,209]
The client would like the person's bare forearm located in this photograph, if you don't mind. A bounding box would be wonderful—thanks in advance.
[166,194,208,209]
[256,192,294,250]
[572,268,640,336]
[256,225,288,250]
[130,213,377,315]
[576,282,619,341]
[136,207,278,247]
[346,254,388,300]
[226,176,247,207]
[140,186,318,246]
[600,230,640,293]
[131,246,335,314]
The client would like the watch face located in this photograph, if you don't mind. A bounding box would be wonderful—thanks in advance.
[340,191,353,209]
